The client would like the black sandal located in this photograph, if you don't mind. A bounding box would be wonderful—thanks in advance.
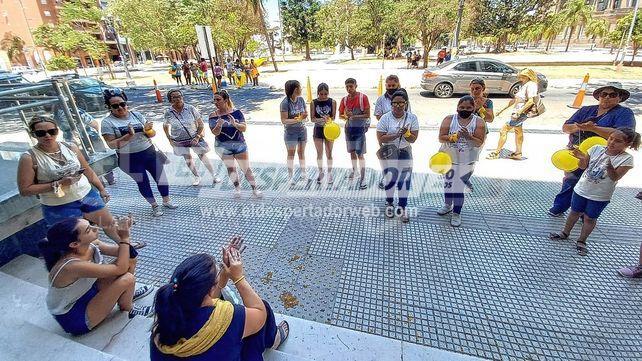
[576,241,588,256]
[548,232,569,241]
[272,320,290,350]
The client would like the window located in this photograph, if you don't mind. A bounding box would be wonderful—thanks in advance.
[453,62,477,72]
[480,61,514,74]
[43,10,51,16]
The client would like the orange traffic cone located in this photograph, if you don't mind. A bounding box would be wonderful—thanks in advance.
[568,73,590,109]
[211,77,218,94]
[153,79,162,103]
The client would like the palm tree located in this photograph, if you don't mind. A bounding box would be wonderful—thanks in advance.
[246,0,279,72]
[560,0,592,52]
[541,13,565,52]
[584,18,609,50]
[1,33,26,64]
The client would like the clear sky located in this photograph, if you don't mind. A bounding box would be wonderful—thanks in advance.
[263,0,281,27]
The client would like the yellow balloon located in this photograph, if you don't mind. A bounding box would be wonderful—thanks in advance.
[429,152,452,174]
[551,149,580,172]
[578,136,607,154]
[323,121,341,140]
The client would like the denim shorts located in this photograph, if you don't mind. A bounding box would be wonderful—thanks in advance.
[346,127,366,156]
[53,282,99,336]
[571,192,609,219]
[284,127,307,147]
[42,188,105,227]
[506,114,528,127]
[215,140,248,156]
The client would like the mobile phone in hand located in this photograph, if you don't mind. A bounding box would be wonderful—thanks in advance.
[74,168,86,177]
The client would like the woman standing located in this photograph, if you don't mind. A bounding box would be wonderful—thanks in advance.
[17,116,136,246]
[209,90,262,198]
[182,61,192,86]
[101,89,177,217]
[190,62,201,85]
[150,248,289,360]
[41,217,153,336]
[213,62,223,89]
[436,96,486,227]
[163,89,221,186]
[376,90,419,223]
[250,59,259,87]
[487,68,539,160]
[280,80,308,185]
[169,62,182,86]
[310,83,336,184]
[464,78,494,191]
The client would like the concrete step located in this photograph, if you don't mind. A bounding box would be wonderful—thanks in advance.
[0,253,49,288]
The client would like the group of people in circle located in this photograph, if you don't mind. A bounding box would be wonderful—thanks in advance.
[12,68,641,360]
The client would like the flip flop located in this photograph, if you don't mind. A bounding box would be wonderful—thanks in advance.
[272,320,290,350]
[508,152,522,160]
[486,151,500,160]
[548,232,569,241]
[576,241,588,256]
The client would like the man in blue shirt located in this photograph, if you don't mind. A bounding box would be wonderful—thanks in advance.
[549,82,636,216]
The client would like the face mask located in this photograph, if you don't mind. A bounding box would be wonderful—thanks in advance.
[457,109,473,118]
[386,88,397,95]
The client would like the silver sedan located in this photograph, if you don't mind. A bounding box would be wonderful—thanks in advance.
[420,57,548,98]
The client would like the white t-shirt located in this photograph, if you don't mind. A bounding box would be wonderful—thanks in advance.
[514,81,538,113]
[574,145,634,202]
[163,104,201,142]
[376,111,419,149]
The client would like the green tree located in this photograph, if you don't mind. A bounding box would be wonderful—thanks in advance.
[560,0,592,52]
[0,33,26,64]
[34,24,107,62]
[584,18,609,50]
[396,0,456,68]
[246,0,279,71]
[609,13,642,65]
[46,55,78,71]
[280,0,321,60]
[315,0,360,59]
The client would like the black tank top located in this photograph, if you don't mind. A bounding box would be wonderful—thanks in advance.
[312,98,333,120]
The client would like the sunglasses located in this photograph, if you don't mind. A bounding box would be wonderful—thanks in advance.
[33,128,59,137]
[392,101,407,107]
[110,102,128,109]
[600,92,619,99]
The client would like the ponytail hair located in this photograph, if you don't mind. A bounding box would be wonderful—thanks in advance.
[617,127,641,150]
[38,218,80,271]
[153,253,218,346]
[214,90,234,108]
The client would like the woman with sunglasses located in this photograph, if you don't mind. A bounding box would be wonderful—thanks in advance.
[209,90,262,198]
[40,216,153,336]
[548,82,636,217]
[376,89,419,223]
[17,116,144,247]
[101,89,177,217]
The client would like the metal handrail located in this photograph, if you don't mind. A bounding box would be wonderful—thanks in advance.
[0,84,55,96]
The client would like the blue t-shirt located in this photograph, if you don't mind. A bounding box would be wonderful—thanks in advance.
[150,304,246,361]
[209,109,246,144]
[564,104,636,146]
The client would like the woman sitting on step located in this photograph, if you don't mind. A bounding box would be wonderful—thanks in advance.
[39,217,154,336]
[150,241,290,361]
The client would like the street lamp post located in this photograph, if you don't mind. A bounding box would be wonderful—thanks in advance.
[105,15,133,82]
[617,0,640,70]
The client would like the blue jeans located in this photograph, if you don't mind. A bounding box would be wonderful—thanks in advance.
[117,146,169,204]
[384,148,412,208]
[550,168,584,214]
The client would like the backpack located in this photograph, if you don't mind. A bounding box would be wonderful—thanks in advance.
[340,93,366,114]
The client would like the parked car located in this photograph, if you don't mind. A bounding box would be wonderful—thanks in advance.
[38,75,112,113]
[421,57,548,98]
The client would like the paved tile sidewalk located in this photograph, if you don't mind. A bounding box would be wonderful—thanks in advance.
[103,156,642,361]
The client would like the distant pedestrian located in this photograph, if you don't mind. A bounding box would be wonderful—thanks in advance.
[280,80,309,185]
[225,58,235,85]
[406,51,412,69]
[411,52,419,68]
[339,78,370,189]
[436,47,447,66]
[244,59,252,85]
[199,58,210,85]
[444,50,452,62]
[250,59,259,87]
[182,61,192,86]
[169,62,182,86]
[310,83,336,184]
[190,62,201,85]
[213,62,223,89]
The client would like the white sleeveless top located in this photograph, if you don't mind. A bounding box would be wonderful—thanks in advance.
[440,114,482,165]
[28,142,92,206]
[46,244,103,315]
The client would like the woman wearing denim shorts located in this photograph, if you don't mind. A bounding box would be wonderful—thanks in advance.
[280,80,309,185]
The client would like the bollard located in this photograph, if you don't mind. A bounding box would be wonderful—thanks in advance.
[211,77,218,94]
[568,73,590,109]
[377,75,383,97]
[306,76,312,103]
[153,79,162,103]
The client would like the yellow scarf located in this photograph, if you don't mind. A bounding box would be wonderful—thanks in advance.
[155,298,234,357]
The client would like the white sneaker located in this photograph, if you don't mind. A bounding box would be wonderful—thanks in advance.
[450,213,462,227]
[152,205,164,217]
[233,188,242,199]
[437,204,454,216]
[192,176,201,186]
[252,189,263,198]
[289,176,296,186]
[327,172,334,184]
[212,176,222,184]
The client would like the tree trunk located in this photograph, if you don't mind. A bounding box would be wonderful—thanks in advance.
[630,45,638,66]
[349,46,354,60]
[546,38,552,52]
[258,8,278,72]
[305,40,311,61]
[565,27,574,52]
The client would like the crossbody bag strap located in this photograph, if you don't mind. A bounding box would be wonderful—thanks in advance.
[170,108,195,140]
